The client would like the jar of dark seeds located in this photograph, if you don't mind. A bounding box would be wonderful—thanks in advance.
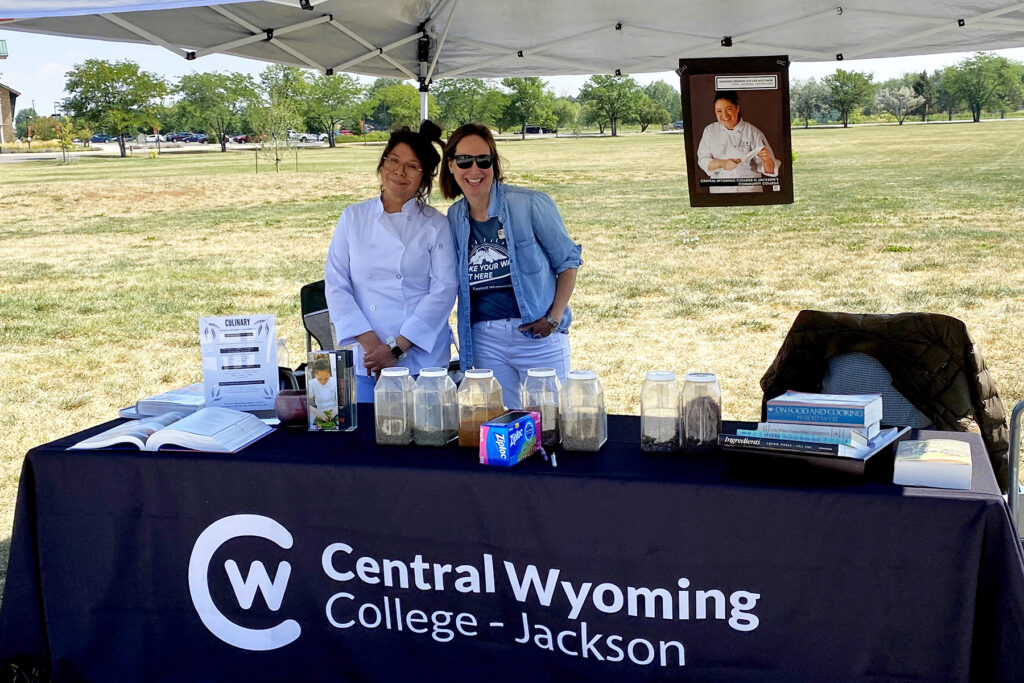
[682,372,722,454]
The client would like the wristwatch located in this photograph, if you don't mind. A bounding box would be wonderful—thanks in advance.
[385,336,405,359]
[546,316,561,330]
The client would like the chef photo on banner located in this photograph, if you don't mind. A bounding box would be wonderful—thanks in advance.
[678,55,794,207]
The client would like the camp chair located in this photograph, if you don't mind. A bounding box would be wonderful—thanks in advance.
[300,279,336,352]
[1008,400,1024,539]
[760,310,1010,492]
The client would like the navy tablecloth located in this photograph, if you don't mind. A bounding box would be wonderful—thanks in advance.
[2,407,1023,682]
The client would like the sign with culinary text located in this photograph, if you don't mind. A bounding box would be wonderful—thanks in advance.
[199,315,278,411]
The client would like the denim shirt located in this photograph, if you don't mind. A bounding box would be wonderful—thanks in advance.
[448,181,583,370]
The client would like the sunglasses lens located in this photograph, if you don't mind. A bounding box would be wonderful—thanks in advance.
[454,155,493,169]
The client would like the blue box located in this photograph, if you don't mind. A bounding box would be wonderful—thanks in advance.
[479,411,540,467]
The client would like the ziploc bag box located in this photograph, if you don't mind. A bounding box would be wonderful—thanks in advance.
[479,411,540,466]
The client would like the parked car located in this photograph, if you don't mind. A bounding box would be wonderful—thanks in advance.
[185,133,209,143]
[672,120,685,129]
[522,125,554,135]
[166,131,191,142]
[91,133,113,143]
[145,134,166,143]
[339,129,353,135]
[232,134,249,143]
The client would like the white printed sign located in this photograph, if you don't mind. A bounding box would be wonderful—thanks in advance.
[199,315,278,411]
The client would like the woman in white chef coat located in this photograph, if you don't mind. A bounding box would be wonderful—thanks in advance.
[696,91,779,193]
[325,120,457,402]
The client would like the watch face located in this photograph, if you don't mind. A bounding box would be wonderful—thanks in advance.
[390,345,403,358]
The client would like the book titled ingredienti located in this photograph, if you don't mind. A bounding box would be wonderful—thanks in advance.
[719,426,908,461]
[893,438,972,490]
[766,391,883,428]
[69,407,273,453]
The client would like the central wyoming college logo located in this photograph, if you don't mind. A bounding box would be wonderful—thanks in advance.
[188,514,300,651]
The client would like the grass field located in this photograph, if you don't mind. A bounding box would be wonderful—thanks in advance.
[2,122,1023,596]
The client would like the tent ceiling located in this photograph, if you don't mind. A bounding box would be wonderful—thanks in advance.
[2,1,1024,81]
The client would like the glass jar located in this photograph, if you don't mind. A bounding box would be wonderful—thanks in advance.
[682,372,722,454]
[374,367,415,446]
[559,370,607,452]
[413,367,458,446]
[641,371,681,452]
[457,369,505,447]
[521,367,561,450]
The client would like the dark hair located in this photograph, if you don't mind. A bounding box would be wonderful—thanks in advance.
[713,90,740,107]
[439,123,504,200]
[311,355,332,375]
[377,120,444,202]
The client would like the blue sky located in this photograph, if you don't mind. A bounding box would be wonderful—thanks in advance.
[2,29,1023,116]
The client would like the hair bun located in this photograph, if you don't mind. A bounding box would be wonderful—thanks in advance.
[419,119,443,144]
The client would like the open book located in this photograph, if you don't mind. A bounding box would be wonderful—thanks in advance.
[70,407,273,453]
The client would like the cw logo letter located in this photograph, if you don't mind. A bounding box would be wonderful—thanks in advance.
[188,514,301,651]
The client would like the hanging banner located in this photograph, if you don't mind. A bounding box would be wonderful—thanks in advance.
[678,56,793,207]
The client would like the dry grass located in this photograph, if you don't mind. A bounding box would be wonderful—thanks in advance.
[2,124,1023,595]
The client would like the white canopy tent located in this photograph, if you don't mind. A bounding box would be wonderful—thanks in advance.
[3,1,1024,116]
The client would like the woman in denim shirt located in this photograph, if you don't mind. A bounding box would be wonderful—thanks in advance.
[440,123,582,409]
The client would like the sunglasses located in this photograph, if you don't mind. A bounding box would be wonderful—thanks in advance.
[453,154,494,170]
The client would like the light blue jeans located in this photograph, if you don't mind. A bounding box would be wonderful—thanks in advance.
[470,318,571,410]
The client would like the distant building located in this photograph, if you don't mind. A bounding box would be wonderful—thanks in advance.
[0,81,19,145]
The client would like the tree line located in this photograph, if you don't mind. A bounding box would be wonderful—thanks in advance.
[14,60,682,158]
[792,52,1024,128]
[15,51,1022,156]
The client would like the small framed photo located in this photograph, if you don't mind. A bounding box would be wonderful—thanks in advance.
[678,55,793,207]
[306,349,357,431]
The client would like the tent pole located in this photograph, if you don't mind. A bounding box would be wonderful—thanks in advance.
[420,89,429,122]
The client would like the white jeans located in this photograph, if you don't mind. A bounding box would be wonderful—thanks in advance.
[470,318,571,410]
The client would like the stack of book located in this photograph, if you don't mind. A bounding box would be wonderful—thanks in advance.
[719,391,907,462]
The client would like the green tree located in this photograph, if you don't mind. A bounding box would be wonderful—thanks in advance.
[500,77,554,139]
[57,115,75,163]
[791,78,829,127]
[368,82,435,130]
[550,97,580,135]
[823,69,873,127]
[14,107,37,139]
[479,89,510,132]
[26,115,58,141]
[178,71,256,151]
[943,52,1021,122]
[643,80,681,121]
[365,77,407,129]
[63,59,169,157]
[875,86,925,125]
[911,71,936,121]
[933,70,960,120]
[306,72,363,147]
[578,74,642,136]
[580,99,606,133]
[635,95,670,132]
[432,78,500,129]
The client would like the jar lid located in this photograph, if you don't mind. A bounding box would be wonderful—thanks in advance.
[645,371,676,381]
[527,367,556,377]
[381,367,410,377]
[419,367,448,377]
[464,368,494,379]
[685,372,717,383]
[567,370,597,380]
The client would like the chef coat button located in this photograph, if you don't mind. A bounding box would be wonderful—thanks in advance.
[370,305,376,311]
[395,273,402,279]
